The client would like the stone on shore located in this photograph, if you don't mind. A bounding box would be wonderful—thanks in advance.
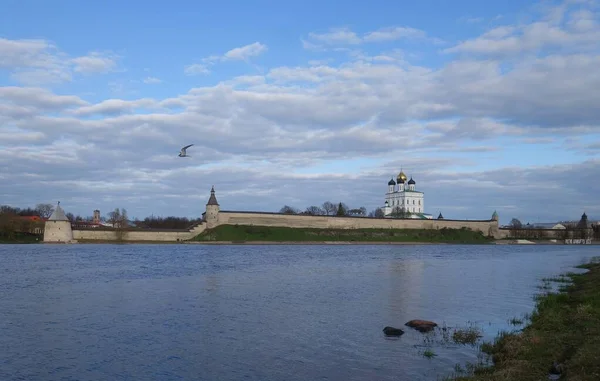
[405,320,438,333]
[382,326,405,336]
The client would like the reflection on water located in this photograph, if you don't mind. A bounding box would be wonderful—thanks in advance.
[0,243,598,380]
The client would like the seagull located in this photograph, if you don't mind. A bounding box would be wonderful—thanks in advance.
[178,144,194,157]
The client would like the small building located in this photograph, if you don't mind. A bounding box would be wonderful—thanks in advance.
[43,202,75,243]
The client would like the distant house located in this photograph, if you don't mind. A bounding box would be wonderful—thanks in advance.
[15,215,46,234]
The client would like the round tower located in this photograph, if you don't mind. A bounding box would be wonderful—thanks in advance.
[205,186,220,228]
[43,201,74,243]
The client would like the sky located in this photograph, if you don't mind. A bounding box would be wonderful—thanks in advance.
[1,0,599,225]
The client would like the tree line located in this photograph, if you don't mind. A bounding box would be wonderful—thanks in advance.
[0,203,54,239]
[507,218,599,240]
[278,201,414,219]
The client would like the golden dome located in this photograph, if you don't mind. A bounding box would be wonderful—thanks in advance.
[396,171,407,182]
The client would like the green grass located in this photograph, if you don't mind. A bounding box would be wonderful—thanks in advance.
[192,224,494,244]
[0,232,42,244]
[444,258,600,381]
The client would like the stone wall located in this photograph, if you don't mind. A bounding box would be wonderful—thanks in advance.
[215,210,502,238]
[70,222,207,242]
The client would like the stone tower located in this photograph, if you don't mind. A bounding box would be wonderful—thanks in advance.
[93,209,101,224]
[205,186,220,228]
[43,202,75,243]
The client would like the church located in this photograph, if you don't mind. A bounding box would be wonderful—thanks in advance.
[382,170,433,219]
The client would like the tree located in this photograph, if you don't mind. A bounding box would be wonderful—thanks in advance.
[279,205,299,214]
[509,218,523,238]
[322,201,336,216]
[390,206,411,219]
[336,202,349,216]
[304,206,324,215]
[65,212,74,222]
[35,203,54,219]
[348,207,367,216]
[369,208,385,218]
[107,208,121,227]
[509,218,522,228]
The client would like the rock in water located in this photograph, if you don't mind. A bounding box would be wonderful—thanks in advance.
[405,320,438,333]
[383,326,404,336]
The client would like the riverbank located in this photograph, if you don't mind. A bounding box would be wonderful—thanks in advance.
[192,224,494,244]
[0,233,42,244]
[447,259,600,380]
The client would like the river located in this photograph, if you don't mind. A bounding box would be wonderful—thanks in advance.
[1,243,598,380]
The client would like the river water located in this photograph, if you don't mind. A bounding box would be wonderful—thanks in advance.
[1,243,598,380]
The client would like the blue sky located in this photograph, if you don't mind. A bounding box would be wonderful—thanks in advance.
[1,0,599,224]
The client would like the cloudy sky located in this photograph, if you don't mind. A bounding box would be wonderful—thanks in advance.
[1,0,599,225]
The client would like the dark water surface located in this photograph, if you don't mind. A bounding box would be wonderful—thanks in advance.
[1,244,598,380]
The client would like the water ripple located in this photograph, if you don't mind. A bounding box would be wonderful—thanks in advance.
[0,243,597,380]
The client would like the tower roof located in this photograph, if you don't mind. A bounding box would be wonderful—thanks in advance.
[408,177,416,185]
[206,186,219,206]
[48,202,68,221]
[388,178,396,186]
[576,211,590,229]
[438,212,444,219]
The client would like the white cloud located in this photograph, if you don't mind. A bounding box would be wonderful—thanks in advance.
[72,51,118,73]
[302,25,442,51]
[0,37,120,85]
[2,0,600,223]
[363,27,427,42]
[184,42,268,75]
[444,2,600,56]
[308,28,362,45]
[143,76,162,84]
[184,63,210,76]
[223,42,268,61]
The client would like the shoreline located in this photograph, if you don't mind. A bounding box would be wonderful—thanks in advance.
[447,257,600,380]
[3,239,599,245]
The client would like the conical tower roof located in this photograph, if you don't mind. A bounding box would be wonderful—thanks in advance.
[48,202,68,221]
[206,186,219,206]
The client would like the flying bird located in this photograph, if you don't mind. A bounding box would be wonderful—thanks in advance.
[178,144,194,157]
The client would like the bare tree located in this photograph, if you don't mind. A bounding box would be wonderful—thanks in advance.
[35,203,54,219]
[279,205,299,214]
[509,218,523,238]
[304,206,324,215]
[107,208,121,227]
[322,201,336,216]
[369,208,385,218]
[65,212,75,222]
[109,208,129,241]
[348,207,367,216]
[391,206,411,219]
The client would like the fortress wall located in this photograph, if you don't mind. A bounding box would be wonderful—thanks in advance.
[217,211,501,238]
[73,229,195,241]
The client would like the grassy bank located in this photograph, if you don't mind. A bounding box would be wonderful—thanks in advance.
[0,232,42,244]
[446,259,600,380]
[192,224,493,244]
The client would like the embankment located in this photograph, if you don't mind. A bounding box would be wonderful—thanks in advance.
[192,224,494,244]
[0,232,42,244]
[448,259,600,380]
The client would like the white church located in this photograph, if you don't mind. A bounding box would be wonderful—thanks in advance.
[382,170,433,219]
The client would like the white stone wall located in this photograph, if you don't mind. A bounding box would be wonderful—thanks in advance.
[216,211,501,238]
